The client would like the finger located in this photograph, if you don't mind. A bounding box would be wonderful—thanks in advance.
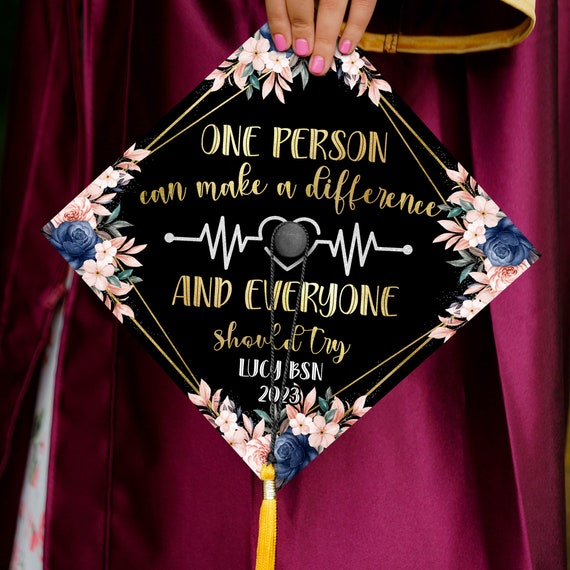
[265,0,293,52]
[286,0,316,57]
[338,0,377,54]
[309,0,349,75]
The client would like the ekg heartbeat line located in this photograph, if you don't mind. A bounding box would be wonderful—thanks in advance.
[164,216,412,275]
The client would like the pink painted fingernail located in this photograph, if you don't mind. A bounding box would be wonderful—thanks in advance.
[295,38,310,56]
[309,55,325,74]
[274,34,287,52]
[339,39,352,54]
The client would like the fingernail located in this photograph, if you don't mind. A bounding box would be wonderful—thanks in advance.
[295,38,310,56]
[274,34,287,52]
[309,56,325,74]
[339,39,352,54]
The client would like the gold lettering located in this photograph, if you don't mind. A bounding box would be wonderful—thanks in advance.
[368,131,388,163]
[171,275,190,305]
[272,127,292,158]
[381,286,399,317]
[140,181,187,205]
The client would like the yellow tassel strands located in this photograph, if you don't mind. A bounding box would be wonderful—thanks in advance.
[255,463,277,570]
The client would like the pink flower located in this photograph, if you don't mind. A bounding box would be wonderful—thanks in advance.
[215,409,238,434]
[465,196,500,228]
[289,412,313,435]
[52,196,96,228]
[238,37,270,71]
[463,222,486,247]
[485,259,530,292]
[81,259,114,290]
[244,435,271,475]
[308,415,339,449]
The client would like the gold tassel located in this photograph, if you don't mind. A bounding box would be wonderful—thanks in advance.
[255,463,277,570]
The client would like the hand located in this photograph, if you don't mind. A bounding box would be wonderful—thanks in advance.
[265,0,377,76]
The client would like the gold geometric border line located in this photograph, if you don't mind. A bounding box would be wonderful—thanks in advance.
[143,71,272,159]
[331,324,440,403]
[129,316,200,394]
[129,282,201,394]
[378,95,448,205]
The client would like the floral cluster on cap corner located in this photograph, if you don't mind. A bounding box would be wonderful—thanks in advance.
[42,145,150,322]
[189,379,371,486]
[429,163,538,342]
[206,23,392,104]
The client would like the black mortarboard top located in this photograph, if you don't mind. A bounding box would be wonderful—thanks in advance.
[43,24,539,491]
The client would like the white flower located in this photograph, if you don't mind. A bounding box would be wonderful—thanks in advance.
[308,415,340,449]
[459,298,485,320]
[94,166,121,189]
[289,413,313,436]
[340,52,364,75]
[224,426,249,457]
[95,240,117,265]
[463,222,486,247]
[264,51,290,74]
[215,409,238,434]
[238,37,270,71]
[81,259,114,291]
[465,196,500,227]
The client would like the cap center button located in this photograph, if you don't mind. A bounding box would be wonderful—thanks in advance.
[273,222,308,258]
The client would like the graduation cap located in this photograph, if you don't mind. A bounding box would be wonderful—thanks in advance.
[42,23,539,569]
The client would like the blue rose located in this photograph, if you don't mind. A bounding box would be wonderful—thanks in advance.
[50,221,101,269]
[480,217,533,266]
[274,429,318,483]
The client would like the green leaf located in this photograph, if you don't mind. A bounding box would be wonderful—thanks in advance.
[242,62,253,77]
[458,249,475,260]
[448,258,472,268]
[254,409,272,423]
[117,269,133,280]
[129,276,143,284]
[448,207,464,218]
[438,204,452,212]
[324,409,337,423]
[300,64,310,89]
[459,199,474,211]
[459,263,476,283]
[106,205,121,223]
[111,220,133,229]
[249,73,260,90]
[325,387,333,401]
[107,275,122,287]
[318,397,329,412]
